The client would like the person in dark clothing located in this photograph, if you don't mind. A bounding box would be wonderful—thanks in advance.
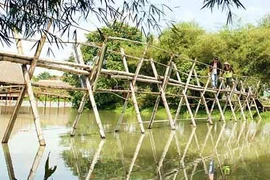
[209,57,222,88]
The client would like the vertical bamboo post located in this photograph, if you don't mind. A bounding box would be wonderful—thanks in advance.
[236,81,247,121]
[115,48,131,132]
[172,62,184,122]
[117,47,148,133]
[148,55,174,129]
[148,96,160,129]
[71,93,87,136]
[2,23,51,145]
[193,69,212,124]
[148,58,175,130]
[222,81,238,121]
[182,60,197,126]
[73,44,106,138]
[92,42,108,92]
[209,79,225,122]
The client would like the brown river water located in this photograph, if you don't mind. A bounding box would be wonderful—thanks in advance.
[0,106,270,179]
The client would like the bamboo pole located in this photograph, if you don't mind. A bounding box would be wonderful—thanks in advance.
[182,60,197,126]
[193,69,212,124]
[2,23,51,145]
[92,42,107,92]
[122,47,148,134]
[148,55,174,129]
[236,81,247,121]
[71,93,87,136]
[148,59,175,130]
[73,44,106,138]
[115,48,131,132]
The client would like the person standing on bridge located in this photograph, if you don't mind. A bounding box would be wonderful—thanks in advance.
[221,62,234,88]
[209,57,222,88]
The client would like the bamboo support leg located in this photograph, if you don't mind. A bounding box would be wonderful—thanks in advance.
[2,25,50,145]
[174,97,184,122]
[71,93,87,136]
[121,48,147,134]
[73,45,106,138]
[194,71,212,124]
[115,93,130,132]
[26,74,46,145]
[179,60,197,125]
[85,78,106,138]
[252,97,262,121]
[172,62,184,122]
[149,59,175,130]
[129,84,145,133]
[148,96,161,129]
[184,92,196,126]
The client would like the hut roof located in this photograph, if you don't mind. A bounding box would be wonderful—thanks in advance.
[35,79,72,88]
[0,62,24,85]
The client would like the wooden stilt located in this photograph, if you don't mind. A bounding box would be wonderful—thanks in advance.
[236,81,247,121]
[71,93,87,136]
[114,48,131,132]
[73,44,106,138]
[193,69,213,124]
[114,94,130,132]
[182,61,197,126]
[149,58,175,129]
[148,96,160,129]
[119,48,148,133]
[2,24,51,145]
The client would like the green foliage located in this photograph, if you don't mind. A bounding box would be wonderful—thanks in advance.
[36,71,56,80]
[44,152,57,180]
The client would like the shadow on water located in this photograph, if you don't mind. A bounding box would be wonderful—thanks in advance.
[1,108,270,179]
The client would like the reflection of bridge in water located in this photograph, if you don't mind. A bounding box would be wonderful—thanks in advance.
[2,120,267,179]
[0,25,262,146]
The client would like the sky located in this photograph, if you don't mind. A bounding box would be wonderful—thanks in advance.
[1,0,270,76]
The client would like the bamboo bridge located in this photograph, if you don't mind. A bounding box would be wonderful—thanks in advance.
[0,29,262,146]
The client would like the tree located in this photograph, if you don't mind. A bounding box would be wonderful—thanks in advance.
[0,0,245,46]
[36,71,56,80]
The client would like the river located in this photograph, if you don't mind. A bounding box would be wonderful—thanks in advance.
[0,107,270,179]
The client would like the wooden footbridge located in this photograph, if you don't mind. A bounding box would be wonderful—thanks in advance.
[0,28,262,146]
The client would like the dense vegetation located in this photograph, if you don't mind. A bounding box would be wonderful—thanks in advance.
[63,15,270,110]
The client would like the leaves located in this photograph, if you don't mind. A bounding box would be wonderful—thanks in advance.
[44,152,57,180]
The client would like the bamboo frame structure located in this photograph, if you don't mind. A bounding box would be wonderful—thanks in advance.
[0,35,263,142]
